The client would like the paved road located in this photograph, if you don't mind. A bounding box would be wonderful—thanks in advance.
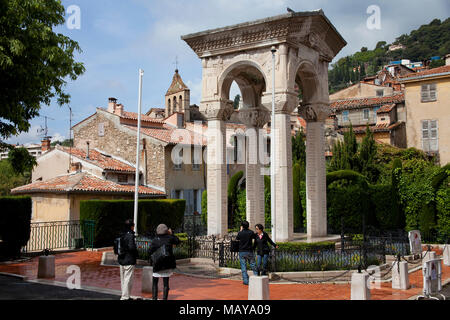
[0,275,119,300]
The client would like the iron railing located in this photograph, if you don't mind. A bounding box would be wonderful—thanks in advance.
[174,214,207,236]
[22,220,95,253]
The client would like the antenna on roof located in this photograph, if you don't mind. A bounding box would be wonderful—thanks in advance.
[68,106,73,172]
[37,116,55,139]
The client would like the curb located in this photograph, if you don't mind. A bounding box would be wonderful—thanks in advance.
[0,272,28,281]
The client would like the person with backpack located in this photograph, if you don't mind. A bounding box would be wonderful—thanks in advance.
[253,224,278,276]
[236,221,258,285]
[116,219,138,300]
[148,224,180,300]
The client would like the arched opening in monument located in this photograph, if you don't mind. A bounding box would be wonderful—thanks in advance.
[291,61,321,234]
[219,62,268,230]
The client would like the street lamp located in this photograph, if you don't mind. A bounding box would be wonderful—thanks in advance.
[134,69,144,236]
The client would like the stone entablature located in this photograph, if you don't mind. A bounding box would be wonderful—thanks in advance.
[181,10,346,61]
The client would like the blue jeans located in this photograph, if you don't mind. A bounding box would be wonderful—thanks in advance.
[239,252,258,284]
[256,254,269,275]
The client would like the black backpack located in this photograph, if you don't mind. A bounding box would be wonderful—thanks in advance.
[114,235,125,255]
[151,237,171,268]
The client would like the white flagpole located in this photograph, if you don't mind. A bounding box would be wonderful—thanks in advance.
[270,46,276,242]
[134,69,144,236]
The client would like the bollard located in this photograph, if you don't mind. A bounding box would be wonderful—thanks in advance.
[248,276,270,300]
[392,261,410,290]
[443,245,449,266]
[423,251,437,265]
[351,272,370,300]
[37,255,55,279]
[142,266,153,293]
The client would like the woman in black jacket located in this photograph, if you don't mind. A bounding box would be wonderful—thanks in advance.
[148,224,180,300]
[253,224,278,275]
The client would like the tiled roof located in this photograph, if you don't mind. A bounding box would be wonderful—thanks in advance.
[338,122,403,134]
[11,172,165,196]
[121,111,165,124]
[165,70,188,96]
[125,124,208,146]
[377,104,395,114]
[400,65,450,80]
[330,93,404,111]
[57,146,136,173]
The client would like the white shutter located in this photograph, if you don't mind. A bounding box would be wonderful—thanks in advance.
[430,120,438,151]
[422,120,430,152]
[429,83,437,101]
[421,85,429,102]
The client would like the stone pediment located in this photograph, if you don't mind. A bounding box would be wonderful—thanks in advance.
[181,10,346,59]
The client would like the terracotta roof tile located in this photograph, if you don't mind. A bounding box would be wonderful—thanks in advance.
[165,70,188,96]
[57,146,136,173]
[11,172,164,196]
[121,111,165,124]
[377,104,395,114]
[330,93,404,111]
[400,65,450,79]
[125,125,208,146]
[338,122,403,134]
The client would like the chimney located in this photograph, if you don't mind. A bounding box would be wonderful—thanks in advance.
[86,141,90,159]
[70,162,82,173]
[108,97,117,113]
[114,103,124,117]
[41,138,51,152]
[446,54,450,66]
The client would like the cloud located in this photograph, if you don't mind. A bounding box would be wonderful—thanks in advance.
[5,125,42,145]
[50,133,66,143]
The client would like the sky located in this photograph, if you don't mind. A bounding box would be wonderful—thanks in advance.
[6,0,449,145]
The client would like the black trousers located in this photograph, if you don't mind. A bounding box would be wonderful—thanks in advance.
[152,276,170,300]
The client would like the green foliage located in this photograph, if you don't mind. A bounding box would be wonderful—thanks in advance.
[370,184,402,230]
[0,0,85,140]
[329,124,358,171]
[233,94,240,109]
[0,196,31,258]
[391,158,405,229]
[7,147,37,175]
[436,176,450,236]
[292,130,306,165]
[201,190,207,225]
[328,18,450,93]
[359,125,379,183]
[80,199,185,248]
[0,160,29,195]
[235,189,247,229]
[397,159,440,232]
[228,171,243,227]
[264,175,271,228]
[292,162,303,230]
[276,241,335,251]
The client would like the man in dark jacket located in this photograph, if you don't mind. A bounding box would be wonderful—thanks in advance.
[118,219,138,300]
[236,221,258,285]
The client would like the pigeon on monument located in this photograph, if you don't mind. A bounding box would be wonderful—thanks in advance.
[287,7,295,13]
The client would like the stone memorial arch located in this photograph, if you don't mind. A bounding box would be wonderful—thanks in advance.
[182,10,346,241]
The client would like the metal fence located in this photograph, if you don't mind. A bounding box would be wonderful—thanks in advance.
[22,220,95,253]
[137,234,387,272]
[174,214,207,236]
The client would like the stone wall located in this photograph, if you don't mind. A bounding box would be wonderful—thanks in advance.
[73,109,167,190]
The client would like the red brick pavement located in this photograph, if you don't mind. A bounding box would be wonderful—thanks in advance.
[0,250,448,300]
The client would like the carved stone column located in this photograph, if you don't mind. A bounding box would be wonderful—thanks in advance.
[239,107,270,230]
[201,99,234,236]
[273,111,294,242]
[299,103,330,239]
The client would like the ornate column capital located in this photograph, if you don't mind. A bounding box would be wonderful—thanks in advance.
[239,106,271,128]
[200,99,234,121]
[298,102,330,122]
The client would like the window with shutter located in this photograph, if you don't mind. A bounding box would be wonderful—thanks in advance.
[421,83,437,102]
[422,120,439,152]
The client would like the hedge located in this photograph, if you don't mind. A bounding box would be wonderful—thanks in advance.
[80,199,185,248]
[276,241,335,251]
[0,196,31,258]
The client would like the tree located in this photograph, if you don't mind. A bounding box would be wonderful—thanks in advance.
[7,147,37,177]
[0,160,28,196]
[0,0,85,141]
[292,130,306,165]
[233,94,241,109]
[359,125,378,182]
